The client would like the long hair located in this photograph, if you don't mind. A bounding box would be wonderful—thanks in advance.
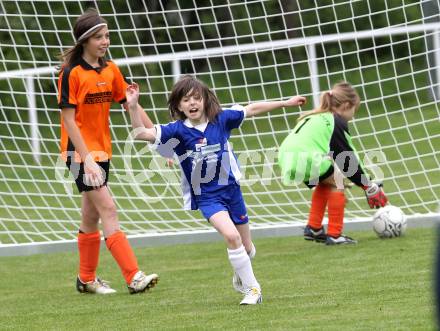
[58,8,107,69]
[298,81,360,121]
[167,75,222,122]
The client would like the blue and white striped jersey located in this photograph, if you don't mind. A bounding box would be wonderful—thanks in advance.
[152,105,246,210]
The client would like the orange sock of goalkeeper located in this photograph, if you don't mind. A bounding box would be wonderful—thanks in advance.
[307,183,332,230]
[105,231,139,284]
[327,191,346,238]
[78,230,101,283]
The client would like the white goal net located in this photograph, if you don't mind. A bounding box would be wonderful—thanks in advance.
[0,0,439,248]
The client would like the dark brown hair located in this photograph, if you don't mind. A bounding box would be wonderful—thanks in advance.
[298,81,360,121]
[167,75,222,122]
[58,8,108,69]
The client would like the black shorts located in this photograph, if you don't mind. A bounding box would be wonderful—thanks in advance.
[65,160,110,193]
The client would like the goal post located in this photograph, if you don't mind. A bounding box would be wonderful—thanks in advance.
[0,1,439,254]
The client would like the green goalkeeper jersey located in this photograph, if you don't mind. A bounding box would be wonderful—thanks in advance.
[278,112,370,187]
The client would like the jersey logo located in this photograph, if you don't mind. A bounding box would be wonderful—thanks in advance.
[200,143,220,156]
[96,81,107,86]
[195,138,207,152]
[84,91,112,104]
[188,143,221,171]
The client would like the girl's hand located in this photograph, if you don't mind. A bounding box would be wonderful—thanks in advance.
[126,83,140,109]
[84,156,105,188]
[284,96,306,107]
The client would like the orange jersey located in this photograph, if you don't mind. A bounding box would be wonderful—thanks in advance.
[58,59,128,162]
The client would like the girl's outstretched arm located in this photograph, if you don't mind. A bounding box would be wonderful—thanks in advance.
[126,83,156,142]
[245,96,306,117]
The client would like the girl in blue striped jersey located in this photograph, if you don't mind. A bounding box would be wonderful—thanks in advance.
[126,75,305,304]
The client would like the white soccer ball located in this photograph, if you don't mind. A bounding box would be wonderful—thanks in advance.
[372,205,407,238]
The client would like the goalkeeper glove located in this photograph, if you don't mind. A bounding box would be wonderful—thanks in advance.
[363,182,388,209]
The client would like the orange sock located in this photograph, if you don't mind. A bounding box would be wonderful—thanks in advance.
[78,230,101,283]
[327,191,346,238]
[106,231,139,284]
[307,184,332,230]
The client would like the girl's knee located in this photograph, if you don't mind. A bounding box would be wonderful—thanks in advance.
[81,208,99,225]
[224,232,242,248]
[99,202,118,220]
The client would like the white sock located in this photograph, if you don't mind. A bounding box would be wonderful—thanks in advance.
[248,242,256,260]
[228,245,260,290]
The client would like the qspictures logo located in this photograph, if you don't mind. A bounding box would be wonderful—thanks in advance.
[84,91,112,104]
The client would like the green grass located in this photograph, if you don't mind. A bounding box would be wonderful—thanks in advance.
[0,227,436,330]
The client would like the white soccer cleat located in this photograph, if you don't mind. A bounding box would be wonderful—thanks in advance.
[232,272,246,294]
[128,271,159,294]
[239,287,262,305]
[76,276,117,294]
[325,235,357,245]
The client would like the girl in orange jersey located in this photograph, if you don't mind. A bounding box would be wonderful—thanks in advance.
[58,8,158,294]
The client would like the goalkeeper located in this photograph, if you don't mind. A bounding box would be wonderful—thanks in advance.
[57,8,158,294]
[278,82,388,245]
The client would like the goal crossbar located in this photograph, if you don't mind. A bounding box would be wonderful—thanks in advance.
[2,22,440,165]
[1,22,439,79]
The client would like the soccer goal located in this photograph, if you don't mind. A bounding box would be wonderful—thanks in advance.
[0,1,439,255]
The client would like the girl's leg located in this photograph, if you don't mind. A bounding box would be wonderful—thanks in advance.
[77,193,101,283]
[307,183,332,231]
[80,192,100,232]
[210,211,242,249]
[327,189,346,238]
[85,186,139,284]
[321,175,345,238]
[84,186,119,237]
[236,223,255,258]
[210,211,260,290]
[233,223,256,293]
[321,171,355,243]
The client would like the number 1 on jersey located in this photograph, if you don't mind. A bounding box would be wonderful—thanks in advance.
[294,117,311,134]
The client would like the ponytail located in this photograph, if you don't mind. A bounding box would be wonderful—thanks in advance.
[297,82,359,122]
[297,91,333,122]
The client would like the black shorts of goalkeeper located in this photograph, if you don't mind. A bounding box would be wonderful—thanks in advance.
[65,160,110,193]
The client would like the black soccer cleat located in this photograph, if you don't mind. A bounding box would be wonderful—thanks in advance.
[304,225,327,243]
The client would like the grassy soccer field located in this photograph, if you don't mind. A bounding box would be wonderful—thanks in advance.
[0,227,436,330]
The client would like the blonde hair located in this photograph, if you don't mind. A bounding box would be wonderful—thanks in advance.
[298,81,360,121]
